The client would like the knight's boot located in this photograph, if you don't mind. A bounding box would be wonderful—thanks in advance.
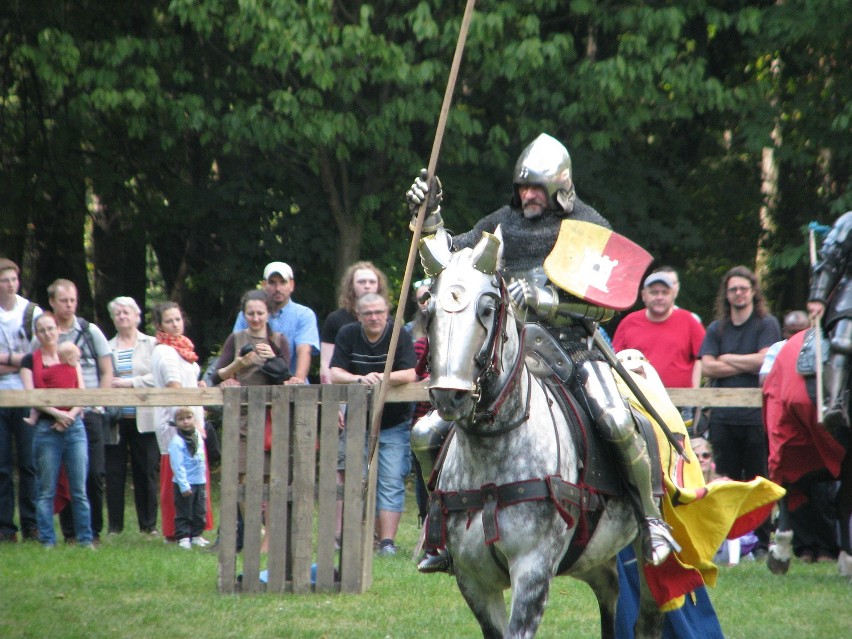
[822,353,850,436]
[579,360,681,566]
[417,549,453,574]
[411,412,453,574]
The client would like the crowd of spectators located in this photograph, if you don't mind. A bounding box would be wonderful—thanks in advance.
[0,247,845,567]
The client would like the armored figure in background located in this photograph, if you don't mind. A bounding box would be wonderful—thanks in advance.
[808,211,852,434]
[407,134,678,571]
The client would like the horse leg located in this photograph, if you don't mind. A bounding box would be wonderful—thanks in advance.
[837,451,852,578]
[573,558,620,639]
[767,494,793,575]
[632,541,664,639]
[502,556,560,639]
[455,571,507,639]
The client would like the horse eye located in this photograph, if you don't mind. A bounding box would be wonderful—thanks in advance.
[477,298,494,316]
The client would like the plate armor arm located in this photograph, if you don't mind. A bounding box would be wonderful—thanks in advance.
[810,211,852,304]
[507,268,615,323]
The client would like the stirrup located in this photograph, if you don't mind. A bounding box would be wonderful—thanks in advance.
[641,518,681,566]
[417,550,452,574]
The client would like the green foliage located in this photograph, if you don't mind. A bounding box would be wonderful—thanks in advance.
[1,0,849,356]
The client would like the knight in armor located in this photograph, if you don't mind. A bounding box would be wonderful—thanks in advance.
[807,211,852,434]
[407,133,678,572]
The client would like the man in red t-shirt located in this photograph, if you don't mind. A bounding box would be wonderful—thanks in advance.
[613,271,706,388]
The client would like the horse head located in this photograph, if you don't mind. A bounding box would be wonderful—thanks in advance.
[421,230,517,423]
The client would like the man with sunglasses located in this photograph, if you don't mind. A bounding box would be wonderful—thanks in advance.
[699,265,781,554]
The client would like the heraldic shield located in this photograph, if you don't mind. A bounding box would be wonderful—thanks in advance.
[543,220,653,311]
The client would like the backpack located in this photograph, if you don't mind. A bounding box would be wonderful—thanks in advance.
[73,317,103,383]
[22,301,37,342]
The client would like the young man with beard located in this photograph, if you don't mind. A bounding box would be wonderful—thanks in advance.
[699,266,781,553]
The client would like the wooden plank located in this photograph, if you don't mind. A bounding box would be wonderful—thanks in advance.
[666,387,763,408]
[340,385,368,593]
[0,382,767,409]
[315,385,345,592]
[291,387,319,593]
[240,386,269,593]
[217,386,243,594]
[0,387,224,407]
[379,379,430,402]
[265,386,292,593]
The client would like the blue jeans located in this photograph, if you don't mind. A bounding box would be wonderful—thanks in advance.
[0,407,36,536]
[375,421,412,513]
[32,416,92,545]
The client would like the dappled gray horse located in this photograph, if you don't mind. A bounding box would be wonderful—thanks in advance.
[421,232,662,639]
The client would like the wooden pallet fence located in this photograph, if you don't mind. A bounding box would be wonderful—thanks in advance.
[217,384,376,595]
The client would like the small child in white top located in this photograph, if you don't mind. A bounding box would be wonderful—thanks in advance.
[168,406,208,549]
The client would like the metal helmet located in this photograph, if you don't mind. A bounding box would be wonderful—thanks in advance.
[511,133,576,213]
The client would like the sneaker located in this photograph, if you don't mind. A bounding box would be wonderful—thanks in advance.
[79,542,97,551]
[178,538,192,550]
[191,536,210,547]
[377,539,398,556]
[0,532,18,543]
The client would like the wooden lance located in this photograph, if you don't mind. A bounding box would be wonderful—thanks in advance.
[809,225,825,423]
[366,0,478,469]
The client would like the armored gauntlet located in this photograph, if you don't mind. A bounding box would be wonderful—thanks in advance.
[407,169,444,234]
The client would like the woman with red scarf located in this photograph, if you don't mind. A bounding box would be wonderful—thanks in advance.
[150,302,213,541]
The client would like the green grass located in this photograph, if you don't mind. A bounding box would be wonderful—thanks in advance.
[1,477,849,639]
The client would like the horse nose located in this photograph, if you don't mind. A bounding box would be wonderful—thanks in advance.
[429,388,473,420]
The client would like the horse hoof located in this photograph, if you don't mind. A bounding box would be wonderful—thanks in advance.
[417,551,452,574]
[767,553,790,575]
[838,551,852,578]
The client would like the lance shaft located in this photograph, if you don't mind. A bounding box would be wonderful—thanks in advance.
[368,0,478,466]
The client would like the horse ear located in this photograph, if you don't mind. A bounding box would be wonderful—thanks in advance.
[471,231,501,275]
[419,227,453,276]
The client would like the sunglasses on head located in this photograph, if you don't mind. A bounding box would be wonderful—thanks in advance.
[413,278,432,290]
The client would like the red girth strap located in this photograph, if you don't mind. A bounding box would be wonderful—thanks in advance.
[425,475,604,549]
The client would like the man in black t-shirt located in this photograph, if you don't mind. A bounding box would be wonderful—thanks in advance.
[700,265,781,552]
[330,293,416,556]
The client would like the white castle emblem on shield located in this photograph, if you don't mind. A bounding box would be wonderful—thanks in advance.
[579,249,618,292]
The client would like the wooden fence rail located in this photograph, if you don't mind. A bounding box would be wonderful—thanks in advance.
[0,383,764,408]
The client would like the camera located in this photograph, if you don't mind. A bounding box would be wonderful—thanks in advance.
[238,344,254,357]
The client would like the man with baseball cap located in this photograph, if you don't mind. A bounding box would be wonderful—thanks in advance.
[613,270,706,389]
[233,261,319,383]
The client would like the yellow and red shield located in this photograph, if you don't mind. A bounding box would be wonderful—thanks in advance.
[543,220,652,311]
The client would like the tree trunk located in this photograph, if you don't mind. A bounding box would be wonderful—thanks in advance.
[755,57,782,287]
